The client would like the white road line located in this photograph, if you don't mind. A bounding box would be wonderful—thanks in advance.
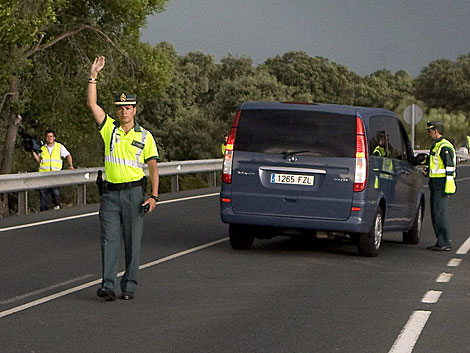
[0,237,229,319]
[0,278,101,320]
[435,272,453,283]
[388,310,432,353]
[456,236,470,255]
[0,212,99,233]
[0,275,94,305]
[139,238,228,270]
[421,290,442,304]
[0,192,220,233]
[447,258,462,267]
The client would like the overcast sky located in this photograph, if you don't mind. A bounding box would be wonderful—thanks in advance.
[141,0,470,77]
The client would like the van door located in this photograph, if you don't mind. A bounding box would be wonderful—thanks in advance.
[370,116,416,227]
[394,122,422,223]
[230,109,357,221]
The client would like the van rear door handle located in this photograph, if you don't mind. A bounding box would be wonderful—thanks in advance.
[284,197,298,203]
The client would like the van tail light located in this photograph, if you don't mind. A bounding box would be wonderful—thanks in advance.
[222,110,241,184]
[354,116,368,192]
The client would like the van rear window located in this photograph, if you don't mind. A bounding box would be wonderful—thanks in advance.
[235,109,356,157]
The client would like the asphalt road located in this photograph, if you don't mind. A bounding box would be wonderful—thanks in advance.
[1,166,470,353]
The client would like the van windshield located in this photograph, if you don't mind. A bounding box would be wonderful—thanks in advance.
[235,109,356,157]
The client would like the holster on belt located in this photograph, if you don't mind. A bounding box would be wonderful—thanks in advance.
[96,170,104,195]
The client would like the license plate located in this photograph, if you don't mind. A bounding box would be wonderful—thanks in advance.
[270,173,314,185]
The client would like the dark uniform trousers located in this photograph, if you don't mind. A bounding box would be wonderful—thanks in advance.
[99,186,144,293]
[429,178,450,247]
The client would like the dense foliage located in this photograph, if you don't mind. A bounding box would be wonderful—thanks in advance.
[1,2,469,173]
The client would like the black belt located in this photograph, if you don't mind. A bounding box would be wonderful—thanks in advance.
[105,178,145,191]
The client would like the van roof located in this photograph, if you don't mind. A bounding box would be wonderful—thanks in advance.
[238,101,395,119]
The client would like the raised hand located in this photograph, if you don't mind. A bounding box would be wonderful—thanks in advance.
[90,56,105,77]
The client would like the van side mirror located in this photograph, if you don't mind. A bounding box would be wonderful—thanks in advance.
[414,153,428,166]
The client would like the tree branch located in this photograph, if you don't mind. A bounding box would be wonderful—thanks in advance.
[0,92,16,114]
[25,24,129,60]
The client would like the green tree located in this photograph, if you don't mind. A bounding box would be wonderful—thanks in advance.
[263,51,361,104]
[360,69,414,110]
[0,0,172,215]
[415,54,470,113]
[213,70,293,123]
[141,51,220,160]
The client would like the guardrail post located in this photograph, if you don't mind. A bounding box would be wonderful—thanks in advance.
[17,191,29,215]
[171,175,179,192]
[77,184,87,206]
[208,171,217,188]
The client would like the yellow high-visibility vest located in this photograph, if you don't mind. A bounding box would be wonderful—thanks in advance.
[39,143,63,172]
[99,115,159,184]
[429,138,456,194]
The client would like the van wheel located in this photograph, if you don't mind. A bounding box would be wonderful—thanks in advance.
[357,209,383,257]
[403,202,423,244]
[229,224,254,250]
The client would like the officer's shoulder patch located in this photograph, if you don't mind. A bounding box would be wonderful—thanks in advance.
[131,140,145,149]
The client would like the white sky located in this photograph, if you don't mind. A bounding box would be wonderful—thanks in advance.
[141,0,470,76]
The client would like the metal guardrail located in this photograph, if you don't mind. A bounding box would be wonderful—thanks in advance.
[0,159,223,215]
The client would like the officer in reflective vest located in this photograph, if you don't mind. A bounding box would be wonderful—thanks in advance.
[466,134,470,154]
[373,131,393,189]
[221,134,228,156]
[88,56,160,301]
[32,129,75,211]
[424,121,456,251]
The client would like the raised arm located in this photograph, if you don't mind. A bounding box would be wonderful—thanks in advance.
[87,56,106,125]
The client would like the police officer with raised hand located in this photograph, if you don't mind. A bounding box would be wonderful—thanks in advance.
[423,121,456,251]
[87,56,160,301]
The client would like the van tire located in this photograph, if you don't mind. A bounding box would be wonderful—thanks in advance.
[357,209,383,257]
[403,202,423,244]
[229,224,254,250]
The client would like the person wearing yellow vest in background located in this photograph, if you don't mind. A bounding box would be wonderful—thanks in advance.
[221,134,228,156]
[372,130,393,189]
[423,121,456,251]
[88,56,159,301]
[32,129,75,211]
[465,133,470,154]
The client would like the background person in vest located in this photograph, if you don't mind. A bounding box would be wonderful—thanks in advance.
[221,134,228,155]
[87,56,159,301]
[32,129,75,211]
[423,121,456,251]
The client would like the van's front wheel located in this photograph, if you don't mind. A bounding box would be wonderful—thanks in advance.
[229,224,255,250]
[403,202,423,244]
[357,209,383,257]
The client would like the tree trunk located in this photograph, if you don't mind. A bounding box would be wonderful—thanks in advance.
[0,76,20,174]
[0,76,20,217]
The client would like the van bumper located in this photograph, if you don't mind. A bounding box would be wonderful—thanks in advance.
[220,200,378,234]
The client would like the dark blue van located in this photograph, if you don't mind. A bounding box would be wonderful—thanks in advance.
[220,102,425,256]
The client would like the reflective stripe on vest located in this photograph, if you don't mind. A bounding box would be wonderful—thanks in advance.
[134,129,147,163]
[39,143,63,172]
[104,155,144,169]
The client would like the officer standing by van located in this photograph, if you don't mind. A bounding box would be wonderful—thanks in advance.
[424,121,456,251]
[87,56,159,301]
